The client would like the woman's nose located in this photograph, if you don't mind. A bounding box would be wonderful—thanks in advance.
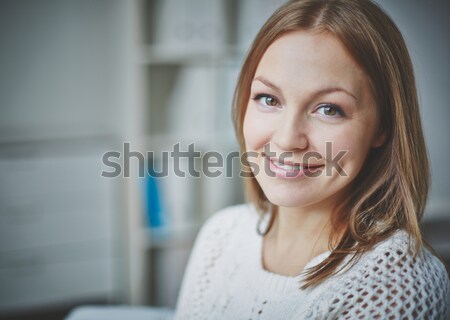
[272,112,309,152]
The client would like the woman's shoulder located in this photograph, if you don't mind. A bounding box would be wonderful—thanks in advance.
[364,229,448,281]
[174,204,259,318]
[198,203,258,236]
[191,203,258,249]
[350,229,449,290]
[326,229,450,318]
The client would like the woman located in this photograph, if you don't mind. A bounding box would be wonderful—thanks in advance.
[174,0,450,319]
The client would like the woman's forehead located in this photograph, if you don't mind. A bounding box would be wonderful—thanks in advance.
[254,30,368,100]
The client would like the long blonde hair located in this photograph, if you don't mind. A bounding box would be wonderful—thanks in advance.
[232,0,430,288]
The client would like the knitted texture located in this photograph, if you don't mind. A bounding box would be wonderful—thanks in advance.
[174,204,450,320]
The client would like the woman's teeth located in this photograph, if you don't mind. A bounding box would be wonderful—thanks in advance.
[272,160,303,171]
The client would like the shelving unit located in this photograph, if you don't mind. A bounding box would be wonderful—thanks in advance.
[130,0,288,308]
[135,0,288,225]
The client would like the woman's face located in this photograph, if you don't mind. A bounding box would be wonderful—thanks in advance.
[243,30,384,210]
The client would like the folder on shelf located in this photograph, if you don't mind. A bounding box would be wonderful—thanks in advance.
[144,162,166,229]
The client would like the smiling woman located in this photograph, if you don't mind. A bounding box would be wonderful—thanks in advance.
[173,0,450,319]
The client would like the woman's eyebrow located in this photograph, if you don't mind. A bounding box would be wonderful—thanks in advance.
[315,87,357,101]
[252,75,357,101]
[252,76,282,92]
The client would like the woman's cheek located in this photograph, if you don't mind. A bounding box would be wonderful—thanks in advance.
[243,107,273,151]
[327,133,366,176]
[315,129,352,170]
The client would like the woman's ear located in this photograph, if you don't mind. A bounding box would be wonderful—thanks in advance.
[371,129,387,148]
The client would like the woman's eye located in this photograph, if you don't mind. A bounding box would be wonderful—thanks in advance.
[316,104,344,117]
[252,94,280,108]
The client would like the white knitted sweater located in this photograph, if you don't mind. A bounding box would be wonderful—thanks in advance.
[174,204,450,319]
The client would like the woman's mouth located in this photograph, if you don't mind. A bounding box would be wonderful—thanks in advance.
[268,157,324,179]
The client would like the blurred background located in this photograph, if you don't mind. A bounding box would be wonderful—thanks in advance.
[0,0,448,319]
